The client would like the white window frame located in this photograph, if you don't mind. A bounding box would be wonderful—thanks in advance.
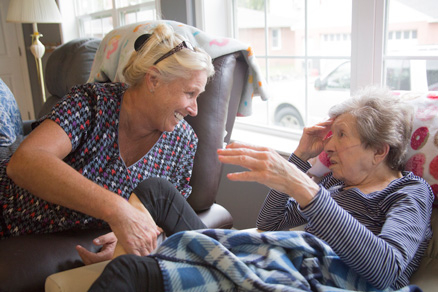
[59,0,160,42]
[197,0,391,153]
[73,0,160,39]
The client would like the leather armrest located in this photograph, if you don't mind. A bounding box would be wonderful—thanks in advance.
[45,261,110,292]
[0,228,110,292]
[197,203,233,229]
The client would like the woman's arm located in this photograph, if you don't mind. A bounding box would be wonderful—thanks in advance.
[7,119,160,256]
[256,153,314,231]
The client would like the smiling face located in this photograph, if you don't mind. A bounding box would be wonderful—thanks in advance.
[323,113,378,185]
[148,70,208,132]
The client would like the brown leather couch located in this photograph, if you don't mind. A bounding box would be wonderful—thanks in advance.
[0,38,249,292]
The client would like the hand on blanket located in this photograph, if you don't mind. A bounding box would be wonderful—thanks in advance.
[76,232,117,265]
[218,142,320,207]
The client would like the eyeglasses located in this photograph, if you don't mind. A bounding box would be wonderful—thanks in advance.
[153,41,195,65]
[134,34,196,66]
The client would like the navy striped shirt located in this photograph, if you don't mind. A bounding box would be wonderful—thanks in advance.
[256,153,434,290]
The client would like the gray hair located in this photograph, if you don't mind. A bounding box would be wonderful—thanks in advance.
[123,23,215,87]
[328,86,413,170]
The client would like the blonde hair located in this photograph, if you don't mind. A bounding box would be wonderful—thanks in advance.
[328,86,413,170]
[123,23,214,87]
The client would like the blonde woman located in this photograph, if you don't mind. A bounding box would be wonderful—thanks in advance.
[2,23,214,262]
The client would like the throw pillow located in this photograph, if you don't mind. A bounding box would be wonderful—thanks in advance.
[401,91,438,206]
[0,78,23,147]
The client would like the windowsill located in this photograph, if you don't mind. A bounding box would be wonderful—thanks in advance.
[229,122,301,157]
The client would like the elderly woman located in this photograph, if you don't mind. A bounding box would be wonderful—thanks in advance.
[218,86,433,290]
[0,23,214,259]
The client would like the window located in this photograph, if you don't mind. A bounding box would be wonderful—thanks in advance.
[201,0,438,153]
[75,0,158,39]
[383,0,438,92]
[271,28,281,50]
[231,0,352,151]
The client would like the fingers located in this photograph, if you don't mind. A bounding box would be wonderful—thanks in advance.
[226,170,259,182]
[223,141,270,152]
[218,150,257,166]
[93,232,117,245]
[75,244,114,265]
[218,143,274,160]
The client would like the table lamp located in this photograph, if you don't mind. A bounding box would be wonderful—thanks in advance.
[6,0,62,103]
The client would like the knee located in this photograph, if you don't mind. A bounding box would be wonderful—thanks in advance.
[108,254,160,277]
[110,254,138,267]
[133,177,177,201]
[137,177,171,190]
[96,254,140,281]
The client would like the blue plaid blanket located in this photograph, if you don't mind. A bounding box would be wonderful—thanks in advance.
[151,229,421,292]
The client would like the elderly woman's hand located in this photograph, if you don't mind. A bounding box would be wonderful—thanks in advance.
[294,119,333,162]
[218,142,320,207]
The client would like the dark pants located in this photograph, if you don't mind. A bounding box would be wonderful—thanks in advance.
[89,255,163,292]
[134,177,206,235]
[89,177,206,292]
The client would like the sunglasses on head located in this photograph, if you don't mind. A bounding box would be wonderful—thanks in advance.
[134,33,195,65]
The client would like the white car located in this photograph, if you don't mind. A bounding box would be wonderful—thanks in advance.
[267,59,438,130]
[270,61,351,130]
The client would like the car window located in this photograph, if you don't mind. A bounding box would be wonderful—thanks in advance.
[325,62,351,90]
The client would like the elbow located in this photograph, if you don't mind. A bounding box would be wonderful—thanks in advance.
[6,154,17,180]
[366,264,401,290]
[370,279,394,291]
[256,222,268,231]
[6,150,26,184]
[256,220,270,231]
[256,219,282,231]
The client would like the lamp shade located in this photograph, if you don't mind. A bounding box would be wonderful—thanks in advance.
[6,0,62,24]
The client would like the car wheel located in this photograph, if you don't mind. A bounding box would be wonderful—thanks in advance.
[274,107,304,129]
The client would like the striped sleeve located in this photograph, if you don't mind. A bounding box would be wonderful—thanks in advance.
[299,181,433,289]
[256,153,312,231]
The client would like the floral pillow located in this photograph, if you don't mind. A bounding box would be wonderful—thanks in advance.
[307,91,438,206]
[401,91,438,206]
[0,79,23,147]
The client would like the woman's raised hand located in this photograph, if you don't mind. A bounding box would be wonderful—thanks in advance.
[217,142,319,207]
[294,119,333,162]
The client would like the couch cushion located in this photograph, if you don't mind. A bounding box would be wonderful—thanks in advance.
[39,38,101,118]
[45,38,101,99]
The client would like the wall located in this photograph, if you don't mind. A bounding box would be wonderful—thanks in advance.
[216,164,271,229]
[160,0,196,26]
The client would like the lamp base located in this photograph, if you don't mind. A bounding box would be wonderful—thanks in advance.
[30,31,46,103]
[30,32,45,59]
